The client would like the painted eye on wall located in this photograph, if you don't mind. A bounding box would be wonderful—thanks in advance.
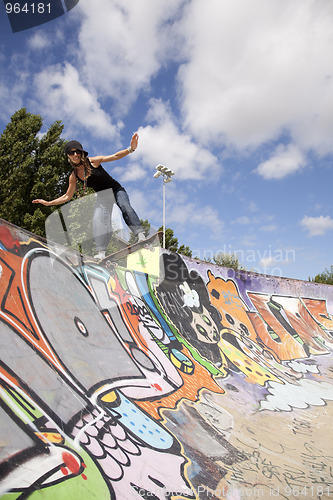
[201,315,212,326]
[240,324,249,336]
[74,317,89,337]
[212,330,220,342]
[196,324,208,339]
[225,314,235,325]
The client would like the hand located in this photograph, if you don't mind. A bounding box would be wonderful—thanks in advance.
[32,199,50,206]
[130,133,139,152]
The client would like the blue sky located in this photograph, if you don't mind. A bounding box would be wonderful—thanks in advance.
[1,0,333,281]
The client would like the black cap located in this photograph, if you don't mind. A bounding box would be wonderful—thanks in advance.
[64,140,88,157]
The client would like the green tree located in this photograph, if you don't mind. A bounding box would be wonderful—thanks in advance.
[140,219,152,237]
[0,108,70,236]
[158,226,192,256]
[128,219,152,245]
[204,252,246,271]
[309,266,333,285]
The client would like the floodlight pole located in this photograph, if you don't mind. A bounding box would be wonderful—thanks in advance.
[153,165,175,249]
[162,178,166,249]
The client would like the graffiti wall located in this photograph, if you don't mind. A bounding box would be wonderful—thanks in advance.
[0,219,333,499]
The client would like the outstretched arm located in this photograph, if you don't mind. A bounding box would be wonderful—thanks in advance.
[32,172,76,206]
[90,133,139,167]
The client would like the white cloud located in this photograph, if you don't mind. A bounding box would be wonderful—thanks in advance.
[170,201,224,238]
[259,256,277,268]
[28,32,51,50]
[75,0,186,113]
[255,143,306,180]
[301,215,333,236]
[232,216,251,225]
[0,63,30,121]
[258,251,293,270]
[260,225,277,233]
[0,82,23,122]
[232,214,274,226]
[33,63,118,140]
[137,178,224,238]
[4,0,332,162]
[113,162,147,183]
[240,234,257,248]
[177,0,333,155]
[124,188,150,222]
[137,99,220,181]
[2,0,333,164]
[248,201,258,212]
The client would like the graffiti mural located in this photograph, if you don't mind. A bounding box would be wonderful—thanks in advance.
[0,219,333,499]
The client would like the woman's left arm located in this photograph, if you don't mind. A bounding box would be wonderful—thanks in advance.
[90,133,138,167]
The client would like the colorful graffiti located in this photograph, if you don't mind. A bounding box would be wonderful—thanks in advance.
[0,220,333,499]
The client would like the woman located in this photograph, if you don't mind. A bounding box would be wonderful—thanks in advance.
[33,133,145,259]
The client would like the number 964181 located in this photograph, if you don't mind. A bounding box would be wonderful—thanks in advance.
[6,3,51,15]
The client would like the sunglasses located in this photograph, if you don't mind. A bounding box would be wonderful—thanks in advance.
[68,149,82,156]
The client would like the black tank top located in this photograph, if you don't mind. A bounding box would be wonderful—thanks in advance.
[77,164,123,193]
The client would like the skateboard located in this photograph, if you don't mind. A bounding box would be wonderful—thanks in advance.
[100,231,163,264]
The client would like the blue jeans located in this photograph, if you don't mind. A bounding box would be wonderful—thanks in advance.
[93,188,143,251]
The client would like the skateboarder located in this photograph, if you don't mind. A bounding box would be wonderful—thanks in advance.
[33,133,145,259]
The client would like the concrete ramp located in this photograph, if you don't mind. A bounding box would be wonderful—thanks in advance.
[0,219,332,499]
